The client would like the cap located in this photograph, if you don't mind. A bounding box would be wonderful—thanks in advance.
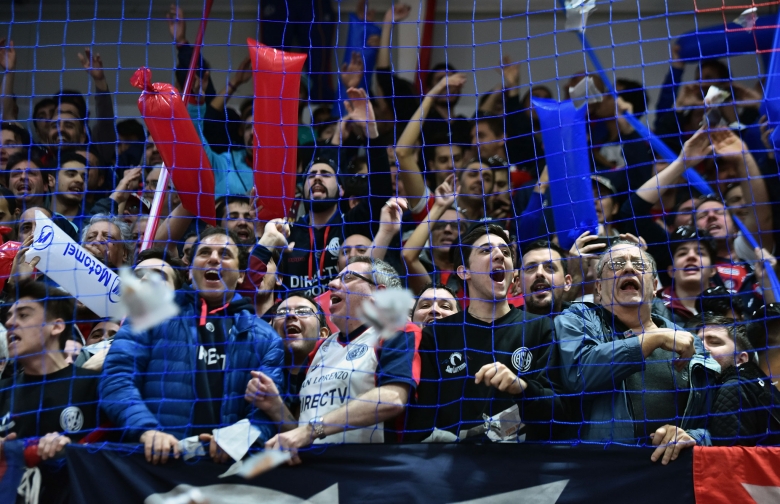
[591,175,616,195]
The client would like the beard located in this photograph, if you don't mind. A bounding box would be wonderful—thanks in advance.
[310,199,338,213]
[308,186,339,214]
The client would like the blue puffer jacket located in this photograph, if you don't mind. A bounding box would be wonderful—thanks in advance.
[555,302,708,445]
[99,289,284,442]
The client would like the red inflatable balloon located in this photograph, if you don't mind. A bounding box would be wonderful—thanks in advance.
[131,67,216,225]
[247,40,307,222]
[0,240,20,292]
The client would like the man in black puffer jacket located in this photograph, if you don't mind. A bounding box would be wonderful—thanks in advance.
[685,313,780,446]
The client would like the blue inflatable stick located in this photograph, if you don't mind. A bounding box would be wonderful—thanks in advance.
[764,10,780,146]
[532,97,599,250]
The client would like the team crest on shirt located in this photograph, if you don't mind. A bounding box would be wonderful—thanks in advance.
[445,352,467,374]
[60,406,84,433]
[327,237,341,258]
[511,347,533,373]
[346,343,369,361]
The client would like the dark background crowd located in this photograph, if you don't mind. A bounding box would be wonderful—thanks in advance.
[0,1,779,502]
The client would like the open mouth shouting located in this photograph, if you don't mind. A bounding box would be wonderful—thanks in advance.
[203,269,223,287]
[285,323,303,337]
[7,332,20,345]
[530,279,551,296]
[490,268,506,284]
[618,277,641,294]
[310,183,328,198]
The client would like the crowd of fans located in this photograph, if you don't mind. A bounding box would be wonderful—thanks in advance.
[0,2,780,501]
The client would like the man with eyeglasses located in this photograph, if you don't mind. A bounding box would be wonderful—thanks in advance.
[245,295,330,425]
[555,240,708,464]
[100,227,284,465]
[406,224,568,443]
[263,257,421,461]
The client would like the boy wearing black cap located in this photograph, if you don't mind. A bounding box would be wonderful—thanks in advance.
[657,226,718,324]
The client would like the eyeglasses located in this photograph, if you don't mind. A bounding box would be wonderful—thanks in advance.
[602,257,651,273]
[335,270,376,286]
[274,307,319,318]
[134,268,170,282]
[432,220,465,232]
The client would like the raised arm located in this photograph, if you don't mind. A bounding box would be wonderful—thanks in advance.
[0,39,17,121]
[209,55,252,113]
[401,175,455,294]
[634,128,711,206]
[371,197,406,261]
[376,3,411,70]
[78,48,117,164]
[711,129,774,252]
[395,74,466,201]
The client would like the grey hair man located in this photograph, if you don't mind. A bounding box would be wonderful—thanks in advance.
[555,240,706,464]
[262,256,421,460]
[81,213,132,268]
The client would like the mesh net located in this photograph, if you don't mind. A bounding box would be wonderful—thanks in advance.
[0,0,779,482]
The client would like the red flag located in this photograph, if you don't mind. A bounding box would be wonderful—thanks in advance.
[694,446,780,503]
[247,40,307,222]
[131,67,216,225]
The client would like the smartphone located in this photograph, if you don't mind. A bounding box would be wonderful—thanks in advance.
[125,193,151,216]
[590,236,612,251]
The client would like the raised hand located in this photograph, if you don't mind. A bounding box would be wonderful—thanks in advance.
[259,218,294,251]
[675,84,703,109]
[77,48,107,90]
[710,128,746,158]
[111,167,143,203]
[167,4,187,44]
[384,3,411,23]
[680,128,713,167]
[344,87,379,139]
[0,38,16,72]
[498,54,520,89]
[429,73,466,97]
[230,55,253,88]
[379,197,408,237]
[340,52,364,90]
[569,231,606,258]
[433,173,456,209]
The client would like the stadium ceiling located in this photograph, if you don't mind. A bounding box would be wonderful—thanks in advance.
[5,0,777,19]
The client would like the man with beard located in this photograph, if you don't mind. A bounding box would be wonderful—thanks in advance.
[555,240,707,464]
[49,110,87,150]
[245,295,330,424]
[454,158,497,221]
[248,89,392,297]
[519,240,572,317]
[50,151,88,231]
[406,224,567,442]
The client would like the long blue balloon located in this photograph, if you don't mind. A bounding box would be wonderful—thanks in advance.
[532,97,599,251]
[559,0,780,295]
[676,16,777,67]
[764,9,780,145]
